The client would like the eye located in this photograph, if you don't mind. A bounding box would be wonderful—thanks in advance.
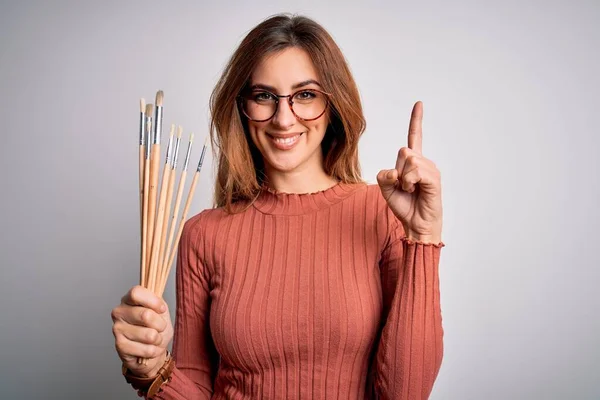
[294,90,317,100]
[252,91,276,102]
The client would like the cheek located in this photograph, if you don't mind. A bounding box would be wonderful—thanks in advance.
[306,118,328,139]
[313,111,330,134]
[247,121,265,145]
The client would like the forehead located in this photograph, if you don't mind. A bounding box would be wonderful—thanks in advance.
[250,47,319,90]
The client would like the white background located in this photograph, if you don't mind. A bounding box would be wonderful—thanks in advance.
[1,1,598,398]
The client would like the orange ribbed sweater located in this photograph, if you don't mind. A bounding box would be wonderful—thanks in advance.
[155,182,444,400]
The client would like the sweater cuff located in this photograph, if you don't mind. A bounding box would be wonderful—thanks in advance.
[401,236,445,248]
[151,365,213,400]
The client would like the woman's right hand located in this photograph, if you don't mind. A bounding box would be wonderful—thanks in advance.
[111,285,174,378]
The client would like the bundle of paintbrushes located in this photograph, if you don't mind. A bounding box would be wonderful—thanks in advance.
[138,91,208,300]
[137,91,208,364]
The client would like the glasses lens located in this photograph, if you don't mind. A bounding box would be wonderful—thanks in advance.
[242,91,277,121]
[291,90,327,120]
[242,90,328,121]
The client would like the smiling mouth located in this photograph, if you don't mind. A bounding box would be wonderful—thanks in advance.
[267,132,303,146]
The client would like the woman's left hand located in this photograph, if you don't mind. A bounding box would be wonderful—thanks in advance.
[376,101,443,244]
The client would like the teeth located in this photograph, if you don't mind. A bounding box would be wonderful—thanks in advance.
[272,135,300,145]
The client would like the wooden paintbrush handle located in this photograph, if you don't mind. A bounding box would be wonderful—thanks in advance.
[161,170,187,280]
[139,146,145,283]
[146,144,161,280]
[141,152,151,287]
[158,171,199,297]
[148,162,171,294]
[156,168,176,292]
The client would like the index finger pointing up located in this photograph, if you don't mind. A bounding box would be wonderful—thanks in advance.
[408,101,423,155]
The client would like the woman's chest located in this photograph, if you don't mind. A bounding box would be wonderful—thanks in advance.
[205,212,385,371]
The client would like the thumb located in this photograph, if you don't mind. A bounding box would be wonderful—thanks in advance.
[377,169,398,196]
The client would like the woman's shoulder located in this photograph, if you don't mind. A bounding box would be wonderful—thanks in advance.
[182,200,255,234]
[183,206,230,233]
[353,182,405,233]
[345,182,390,214]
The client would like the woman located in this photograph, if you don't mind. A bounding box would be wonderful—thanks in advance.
[112,14,444,399]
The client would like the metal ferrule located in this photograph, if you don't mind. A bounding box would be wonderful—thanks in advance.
[139,112,146,146]
[165,132,174,164]
[153,106,163,145]
[196,145,207,172]
[172,136,181,169]
[145,118,152,159]
[182,141,193,171]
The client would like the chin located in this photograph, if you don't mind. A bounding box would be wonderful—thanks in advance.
[264,154,306,173]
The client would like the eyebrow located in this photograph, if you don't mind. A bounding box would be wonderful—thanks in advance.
[249,79,322,92]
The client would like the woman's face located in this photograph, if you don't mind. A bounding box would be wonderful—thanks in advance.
[245,47,329,174]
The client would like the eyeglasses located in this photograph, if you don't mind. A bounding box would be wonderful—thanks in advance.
[238,88,331,122]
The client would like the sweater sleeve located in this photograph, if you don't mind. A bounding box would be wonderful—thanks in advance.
[370,207,445,400]
[155,217,220,399]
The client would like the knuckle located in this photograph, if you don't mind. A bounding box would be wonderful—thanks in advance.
[130,286,143,301]
[140,309,151,325]
[112,322,121,337]
[114,334,126,351]
[407,155,420,167]
[158,318,168,333]
[110,308,119,322]
[145,346,157,359]
[114,342,122,356]
[139,309,147,324]
[146,329,158,344]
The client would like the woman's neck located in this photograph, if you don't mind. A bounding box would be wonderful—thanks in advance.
[263,164,338,194]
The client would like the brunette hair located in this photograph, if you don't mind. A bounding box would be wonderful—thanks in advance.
[210,13,366,212]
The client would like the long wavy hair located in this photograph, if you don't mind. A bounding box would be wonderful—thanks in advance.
[210,13,366,212]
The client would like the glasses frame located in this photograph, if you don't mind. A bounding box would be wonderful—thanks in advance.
[237,88,332,122]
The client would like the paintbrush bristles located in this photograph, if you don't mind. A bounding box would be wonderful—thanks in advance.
[166,125,175,162]
[155,90,164,107]
[140,98,146,113]
[177,125,183,138]
[145,104,153,118]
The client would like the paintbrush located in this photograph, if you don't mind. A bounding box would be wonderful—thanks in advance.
[156,126,182,290]
[145,91,163,275]
[148,124,174,294]
[161,132,193,283]
[138,102,154,366]
[141,103,153,287]
[158,136,208,297]
[139,98,146,248]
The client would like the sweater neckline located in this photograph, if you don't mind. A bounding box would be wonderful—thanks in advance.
[252,181,366,215]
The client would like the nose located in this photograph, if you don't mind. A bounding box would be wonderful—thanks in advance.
[271,98,296,129]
